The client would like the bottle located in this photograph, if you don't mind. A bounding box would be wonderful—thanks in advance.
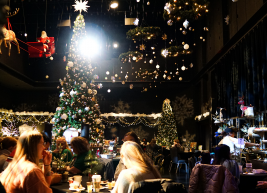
[96,148,100,158]
[88,168,92,182]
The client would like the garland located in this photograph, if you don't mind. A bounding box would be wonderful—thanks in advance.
[119,51,143,63]
[163,0,209,22]
[126,27,162,41]
[166,45,193,57]
[101,117,160,128]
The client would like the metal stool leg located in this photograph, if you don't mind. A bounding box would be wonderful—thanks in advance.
[169,161,173,173]
[176,163,179,173]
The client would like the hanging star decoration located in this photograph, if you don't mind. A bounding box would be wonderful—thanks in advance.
[139,44,146,51]
[72,0,90,13]
[162,34,167,40]
[161,49,168,57]
[133,18,139,26]
[224,15,230,25]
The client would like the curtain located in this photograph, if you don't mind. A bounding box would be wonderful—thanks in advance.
[214,17,267,118]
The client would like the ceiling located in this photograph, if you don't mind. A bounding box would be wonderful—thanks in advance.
[1,0,201,91]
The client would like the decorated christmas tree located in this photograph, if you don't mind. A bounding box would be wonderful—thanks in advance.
[157,99,177,148]
[52,1,104,143]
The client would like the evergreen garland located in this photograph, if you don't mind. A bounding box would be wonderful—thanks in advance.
[126,27,161,41]
[163,0,209,22]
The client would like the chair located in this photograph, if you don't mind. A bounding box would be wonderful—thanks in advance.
[129,179,187,193]
[188,157,196,175]
[169,147,188,173]
[189,164,239,193]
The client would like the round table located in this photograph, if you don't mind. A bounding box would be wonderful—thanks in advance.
[51,176,112,193]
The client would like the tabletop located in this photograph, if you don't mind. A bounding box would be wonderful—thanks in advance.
[51,176,113,193]
[239,173,267,193]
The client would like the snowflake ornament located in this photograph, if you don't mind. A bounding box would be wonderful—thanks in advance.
[164,3,172,14]
[183,19,189,29]
[161,49,168,57]
[73,0,90,13]
[225,15,230,25]
[167,20,173,26]
[133,18,139,26]
[97,83,103,89]
[70,89,77,96]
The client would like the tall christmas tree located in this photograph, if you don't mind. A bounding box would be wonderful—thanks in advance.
[52,1,104,143]
[157,99,177,148]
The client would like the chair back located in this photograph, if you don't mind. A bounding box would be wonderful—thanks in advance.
[170,147,178,163]
[189,164,239,193]
[130,179,187,193]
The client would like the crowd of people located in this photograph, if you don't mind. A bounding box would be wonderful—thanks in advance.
[0,127,264,193]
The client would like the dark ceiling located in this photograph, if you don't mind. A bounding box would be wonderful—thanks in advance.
[1,0,203,91]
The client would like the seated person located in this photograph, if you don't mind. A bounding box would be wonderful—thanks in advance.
[112,141,161,193]
[67,137,88,174]
[38,31,50,52]
[114,132,141,180]
[0,131,52,193]
[201,153,211,164]
[213,144,240,182]
[172,139,184,152]
[42,132,51,150]
[141,138,148,147]
[52,137,72,162]
[0,137,17,172]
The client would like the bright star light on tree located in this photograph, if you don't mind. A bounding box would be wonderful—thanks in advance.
[73,0,90,13]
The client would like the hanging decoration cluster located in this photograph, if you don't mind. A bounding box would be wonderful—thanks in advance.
[126,27,162,41]
[163,0,209,22]
[52,11,104,143]
[119,51,143,63]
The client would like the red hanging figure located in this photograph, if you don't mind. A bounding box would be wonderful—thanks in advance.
[27,30,55,58]
[38,31,50,52]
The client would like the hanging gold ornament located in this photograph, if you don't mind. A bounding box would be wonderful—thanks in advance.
[162,34,167,40]
[139,44,146,51]
[96,128,99,133]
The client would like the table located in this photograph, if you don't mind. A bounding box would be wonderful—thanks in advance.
[239,173,267,193]
[51,176,111,193]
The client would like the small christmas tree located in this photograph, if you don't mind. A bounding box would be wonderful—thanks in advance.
[52,1,104,143]
[157,99,177,148]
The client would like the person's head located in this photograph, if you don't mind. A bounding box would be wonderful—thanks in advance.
[0,137,17,152]
[56,137,69,151]
[41,31,47,37]
[150,139,157,147]
[213,144,231,165]
[174,138,180,145]
[142,138,147,142]
[123,132,140,144]
[42,133,51,150]
[120,141,161,178]
[15,130,44,165]
[70,136,89,155]
[224,127,235,137]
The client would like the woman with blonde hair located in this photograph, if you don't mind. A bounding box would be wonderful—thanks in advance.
[52,137,72,162]
[0,130,52,193]
[112,141,161,193]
